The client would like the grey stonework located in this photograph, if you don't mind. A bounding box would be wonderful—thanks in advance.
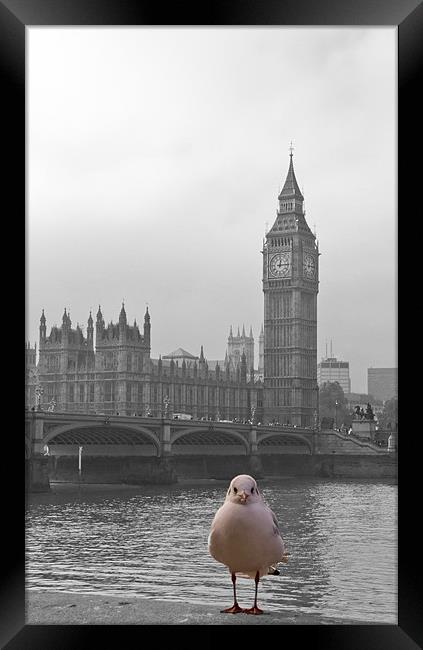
[31,304,263,422]
[262,153,318,426]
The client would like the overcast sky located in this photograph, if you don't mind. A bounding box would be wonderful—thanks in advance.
[27,27,396,394]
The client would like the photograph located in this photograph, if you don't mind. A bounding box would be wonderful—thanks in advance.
[23,25,399,631]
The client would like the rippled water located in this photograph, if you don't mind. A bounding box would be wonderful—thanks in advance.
[26,478,397,623]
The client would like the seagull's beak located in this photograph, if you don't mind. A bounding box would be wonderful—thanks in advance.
[238,490,249,504]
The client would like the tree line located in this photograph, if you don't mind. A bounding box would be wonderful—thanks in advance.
[319,381,397,430]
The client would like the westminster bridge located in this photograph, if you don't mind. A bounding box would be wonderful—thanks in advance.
[25,410,394,491]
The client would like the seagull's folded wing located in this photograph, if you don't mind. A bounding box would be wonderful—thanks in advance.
[266,505,288,561]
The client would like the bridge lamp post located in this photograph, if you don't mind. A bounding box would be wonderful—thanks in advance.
[163,395,170,419]
[78,445,83,480]
[335,400,339,430]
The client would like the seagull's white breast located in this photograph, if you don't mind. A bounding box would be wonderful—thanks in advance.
[208,501,285,577]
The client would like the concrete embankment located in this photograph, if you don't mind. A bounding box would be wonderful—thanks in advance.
[26,591,376,625]
[44,452,397,485]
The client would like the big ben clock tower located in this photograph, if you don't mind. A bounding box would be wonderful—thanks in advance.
[262,148,319,426]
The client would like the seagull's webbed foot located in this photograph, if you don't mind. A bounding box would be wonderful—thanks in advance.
[221,572,244,613]
[244,571,264,614]
[244,605,264,615]
[221,603,244,614]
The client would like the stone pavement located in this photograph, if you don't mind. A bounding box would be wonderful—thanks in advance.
[26,591,376,626]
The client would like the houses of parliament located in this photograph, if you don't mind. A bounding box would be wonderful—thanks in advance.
[26,152,319,426]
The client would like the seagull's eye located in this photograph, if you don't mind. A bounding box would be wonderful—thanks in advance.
[233,487,238,494]
[251,487,255,494]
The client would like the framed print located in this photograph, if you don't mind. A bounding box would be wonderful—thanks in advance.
[1,0,421,648]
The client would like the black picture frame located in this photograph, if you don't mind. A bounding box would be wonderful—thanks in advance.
[3,0,421,647]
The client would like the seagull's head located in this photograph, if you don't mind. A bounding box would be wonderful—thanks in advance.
[226,474,261,505]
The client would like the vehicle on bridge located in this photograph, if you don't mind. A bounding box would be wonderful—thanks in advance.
[172,413,193,420]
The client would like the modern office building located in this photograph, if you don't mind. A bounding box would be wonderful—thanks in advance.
[318,356,351,394]
[367,367,397,402]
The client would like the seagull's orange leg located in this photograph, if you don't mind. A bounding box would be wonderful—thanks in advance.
[244,571,264,615]
[221,572,244,613]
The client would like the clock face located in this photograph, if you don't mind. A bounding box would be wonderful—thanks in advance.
[303,252,316,279]
[269,252,291,278]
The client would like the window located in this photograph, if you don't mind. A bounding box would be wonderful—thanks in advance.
[105,382,115,402]
[47,356,59,371]
[69,385,74,402]
[79,384,84,402]
[105,353,114,370]
[89,384,94,402]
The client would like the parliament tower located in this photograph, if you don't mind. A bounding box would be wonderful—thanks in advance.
[262,150,319,426]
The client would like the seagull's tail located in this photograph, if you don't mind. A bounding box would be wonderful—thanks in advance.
[268,566,280,576]
[268,552,289,575]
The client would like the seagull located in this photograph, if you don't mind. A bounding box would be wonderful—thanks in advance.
[208,474,288,615]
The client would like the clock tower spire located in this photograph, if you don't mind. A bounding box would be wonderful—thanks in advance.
[262,149,319,426]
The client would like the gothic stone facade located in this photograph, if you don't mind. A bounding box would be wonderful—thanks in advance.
[33,304,264,421]
[29,154,318,426]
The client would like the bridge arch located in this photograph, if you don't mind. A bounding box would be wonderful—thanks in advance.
[171,426,249,455]
[257,431,313,454]
[171,427,249,448]
[44,422,161,452]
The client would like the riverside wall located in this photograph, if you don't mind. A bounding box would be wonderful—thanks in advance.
[44,451,397,485]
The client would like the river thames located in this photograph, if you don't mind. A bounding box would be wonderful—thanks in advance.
[25,477,397,624]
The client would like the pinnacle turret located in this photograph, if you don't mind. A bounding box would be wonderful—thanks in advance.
[278,148,304,202]
[143,306,151,346]
[62,308,71,329]
[119,302,127,324]
[87,310,94,345]
[39,309,46,343]
[266,148,312,236]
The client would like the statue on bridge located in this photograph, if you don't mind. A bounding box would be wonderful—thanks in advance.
[354,405,373,421]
